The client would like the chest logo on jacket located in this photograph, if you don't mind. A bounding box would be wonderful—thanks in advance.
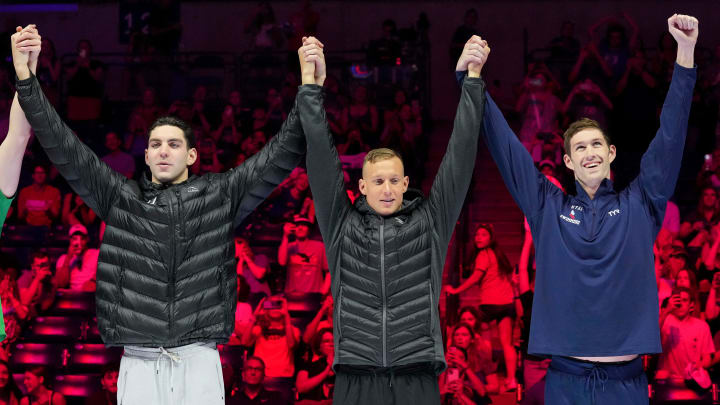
[608,209,621,217]
[560,207,581,225]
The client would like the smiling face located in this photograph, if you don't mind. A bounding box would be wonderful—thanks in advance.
[563,128,615,193]
[145,125,197,184]
[359,156,409,216]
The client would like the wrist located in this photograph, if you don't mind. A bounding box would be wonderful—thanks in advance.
[316,75,326,86]
[14,65,31,80]
[302,74,316,85]
[676,46,695,69]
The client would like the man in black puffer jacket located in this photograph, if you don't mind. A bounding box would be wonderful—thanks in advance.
[296,36,489,404]
[13,28,306,405]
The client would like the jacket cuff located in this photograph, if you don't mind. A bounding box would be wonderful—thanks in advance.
[15,72,36,98]
[455,70,467,87]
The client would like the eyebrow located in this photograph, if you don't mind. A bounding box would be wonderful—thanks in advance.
[574,137,604,148]
[149,138,184,143]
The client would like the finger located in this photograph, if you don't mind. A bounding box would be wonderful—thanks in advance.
[15,26,22,33]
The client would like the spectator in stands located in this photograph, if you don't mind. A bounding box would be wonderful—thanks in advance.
[241,297,300,378]
[445,223,517,391]
[229,276,253,345]
[191,137,223,175]
[302,295,333,345]
[278,216,329,294]
[446,323,491,398]
[18,251,56,317]
[20,366,66,405]
[342,86,378,144]
[546,21,581,87]
[123,111,150,169]
[568,41,612,88]
[588,13,639,84]
[101,132,135,179]
[0,359,21,405]
[367,19,401,67]
[36,38,60,107]
[320,75,347,137]
[17,165,61,226]
[212,105,242,167]
[296,327,335,402]
[226,356,286,405]
[133,88,164,129]
[656,287,717,381]
[61,192,97,228]
[64,39,104,122]
[235,237,271,301]
[85,362,118,405]
[189,85,211,134]
[286,0,320,52]
[244,2,284,51]
[449,9,481,64]
[268,173,314,223]
[515,69,562,156]
[336,126,370,156]
[439,345,490,405]
[54,224,99,291]
[382,89,408,125]
[563,78,613,130]
[680,186,720,244]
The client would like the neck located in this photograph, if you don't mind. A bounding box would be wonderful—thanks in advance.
[244,384,261,397]
[577,178,604,200]
[152,170,188,185]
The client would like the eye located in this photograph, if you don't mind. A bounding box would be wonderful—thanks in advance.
[576,146,585,151]
[390,178,400,184]
[170,142,180,148]
[593,142,602,146]
[374,179,383,185]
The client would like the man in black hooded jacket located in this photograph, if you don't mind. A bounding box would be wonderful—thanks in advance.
[12,27,306,405]
[295,35,489,404]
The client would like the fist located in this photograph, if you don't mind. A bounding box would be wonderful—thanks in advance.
[283,222,296,236]
[668,14,699,47]
[456,35,490,77]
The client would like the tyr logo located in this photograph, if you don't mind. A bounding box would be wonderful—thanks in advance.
[608,209,620,217]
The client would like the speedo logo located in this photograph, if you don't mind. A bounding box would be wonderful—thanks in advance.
[560,214,580,225]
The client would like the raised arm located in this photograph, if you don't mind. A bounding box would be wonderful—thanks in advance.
[14,27,124,220]
[224,94,306,226]
[635,15,698,217]
[0,26,38,201]
[458,74,557,222]
[297,37,353,247]
[428,36,489,246]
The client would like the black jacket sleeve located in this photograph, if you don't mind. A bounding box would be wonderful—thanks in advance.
[16,73,123,219]
[225,96,306,225]
[296,85,352,258]
[427,76,486,246]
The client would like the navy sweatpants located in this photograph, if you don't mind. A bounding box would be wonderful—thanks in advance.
[545,356,648,405]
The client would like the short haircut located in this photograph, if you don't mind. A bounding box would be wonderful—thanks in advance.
[563,118,611,155]
[148,116,196,149]
[30,251,49,263]
[245,355,265,370]
[363,148,403,168]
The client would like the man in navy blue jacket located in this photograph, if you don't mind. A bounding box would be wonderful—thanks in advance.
[459,14,698,404]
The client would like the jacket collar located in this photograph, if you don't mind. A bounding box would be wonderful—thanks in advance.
[574,178,615,202]
[140,173,198,193]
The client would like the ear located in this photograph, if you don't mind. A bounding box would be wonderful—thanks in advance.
[358,178,367,196]
[402,176,409,193]
[186,147,198,166]
[608,144,616,164]
[563,153,574,171]
[144,148,150,167]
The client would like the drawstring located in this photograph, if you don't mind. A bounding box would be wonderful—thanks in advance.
[155,347,182,393]
[388,369,395,389]
[584,364,608,404]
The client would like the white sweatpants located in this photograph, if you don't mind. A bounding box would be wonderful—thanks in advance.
[117,342,225,405]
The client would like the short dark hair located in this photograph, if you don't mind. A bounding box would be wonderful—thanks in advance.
[311,328,333,355]
[245,356,266,370]
[563,118,611,155]
[148,116,196,149]
[30,251,49,263]
[26,366,49,383]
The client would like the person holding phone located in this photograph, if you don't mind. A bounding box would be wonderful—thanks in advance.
[241,296,300,378]
[439,345,490,405]
[445,223,517,391]
[278,215,329,294]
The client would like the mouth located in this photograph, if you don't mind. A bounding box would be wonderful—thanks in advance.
[157,162,172,170]
[379,198,395,206]
[583,161,601,170]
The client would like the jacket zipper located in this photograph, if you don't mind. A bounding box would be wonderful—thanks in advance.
[380,219,387,367]
[168,190,178,342]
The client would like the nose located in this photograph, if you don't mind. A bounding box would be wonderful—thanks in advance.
[383,182,392,194]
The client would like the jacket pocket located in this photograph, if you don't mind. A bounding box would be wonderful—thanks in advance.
[427,281,435,336]
[336,285,344,339]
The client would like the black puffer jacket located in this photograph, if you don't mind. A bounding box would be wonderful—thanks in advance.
[17,74,305,347]
[297,78,486,373]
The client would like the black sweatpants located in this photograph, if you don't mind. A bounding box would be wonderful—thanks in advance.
[333,363,440,405]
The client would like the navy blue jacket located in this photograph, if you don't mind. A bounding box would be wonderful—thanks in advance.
[461,64,696,356]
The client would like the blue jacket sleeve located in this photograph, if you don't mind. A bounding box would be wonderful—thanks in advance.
[633,64,696,224]
[480,93,556,221]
